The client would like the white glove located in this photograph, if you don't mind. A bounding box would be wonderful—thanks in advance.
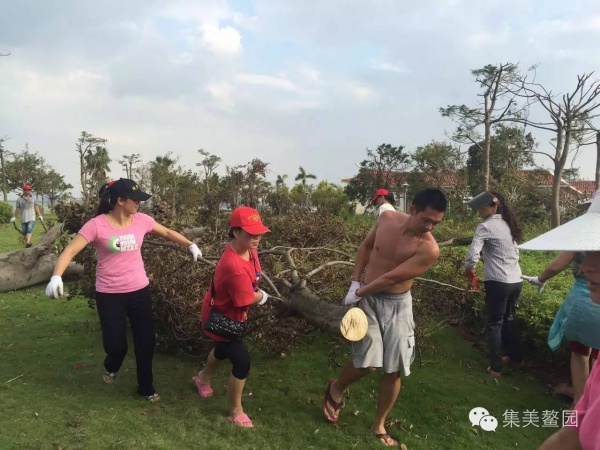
[188,243,202,262]
[38,216,43,222]
[10,217,16,223]
[521,275,546,293]
[343,281,362,306]
[258,289,269,305]
[46,275,64,299]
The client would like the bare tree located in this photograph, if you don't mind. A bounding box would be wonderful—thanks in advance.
[76,132,107,206]
[440,63,522,191]
[196,149,221,193]
[118,153,141,179]
[0,137,10,202]
[597,131,600,191]
[508,71,600,227]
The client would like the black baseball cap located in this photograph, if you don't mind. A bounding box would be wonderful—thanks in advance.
[467,191,497,208]
[109,178,152,202]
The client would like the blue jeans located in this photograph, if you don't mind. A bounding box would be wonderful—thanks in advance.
[484,280,523,372]
[21,221,35,235]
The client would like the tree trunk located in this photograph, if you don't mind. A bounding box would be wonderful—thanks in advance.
[550,166,562,229]
[0,141,7,202]
[286,285,366,340]
[550,127,566,229]
[484,119,491,191]
[0,224,83,292]
[596,132,600,191]
[287,286,349,335]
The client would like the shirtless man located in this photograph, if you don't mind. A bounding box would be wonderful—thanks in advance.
[322,188,447,447]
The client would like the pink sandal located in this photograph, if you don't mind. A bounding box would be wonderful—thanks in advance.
[228,413,254,428]
[192,375,213,398]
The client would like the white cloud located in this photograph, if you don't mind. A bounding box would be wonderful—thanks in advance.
[201,24,242,55]
[234,73,297,91]
[342,81,379,103]
[232,12,259,31]
[5,0,600,192]
[205,82,235,111]
[160,1,232,24]
[371,62,409,74]
[296,65,322,83]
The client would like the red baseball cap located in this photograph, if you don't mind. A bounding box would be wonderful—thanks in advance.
[230,206,270,235]
[23,184,32,191]
[371,188,389,203]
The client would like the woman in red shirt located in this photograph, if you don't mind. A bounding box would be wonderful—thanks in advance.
[194,206,270,428]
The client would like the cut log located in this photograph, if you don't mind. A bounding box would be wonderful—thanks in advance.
[286,285,367,341]
[0,224,83,293]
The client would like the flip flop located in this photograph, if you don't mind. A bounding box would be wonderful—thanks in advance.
[103,370,118,384]
[374,433,399,447]
[228,413,254,428]
[322,379,342,423]
[144,393,161,402]
[192,375,213,398]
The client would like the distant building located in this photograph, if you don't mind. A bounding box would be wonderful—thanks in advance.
[341,168,596,213]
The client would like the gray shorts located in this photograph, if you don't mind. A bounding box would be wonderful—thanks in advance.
[351,290,415,375]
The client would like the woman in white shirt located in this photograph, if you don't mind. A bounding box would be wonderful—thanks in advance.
[465,191,524,378]
[371,188,396,216]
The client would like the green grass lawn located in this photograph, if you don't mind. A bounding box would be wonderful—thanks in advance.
[0,214,57,252]
[1,284,567,450]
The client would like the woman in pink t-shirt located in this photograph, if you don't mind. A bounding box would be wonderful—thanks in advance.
[193,206,271,428]
[45,178,202,402]
[519,191,600,450]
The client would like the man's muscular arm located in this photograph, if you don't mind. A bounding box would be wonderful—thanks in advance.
[356,241,440,297]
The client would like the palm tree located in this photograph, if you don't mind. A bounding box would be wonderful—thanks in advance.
[84,146,111,200]
[294,166,317,187]
[275,174,288,190]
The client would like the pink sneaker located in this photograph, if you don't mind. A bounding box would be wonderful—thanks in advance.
[192,375,213,398]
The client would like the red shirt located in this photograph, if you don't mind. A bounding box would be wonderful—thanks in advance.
[201,245,261,342]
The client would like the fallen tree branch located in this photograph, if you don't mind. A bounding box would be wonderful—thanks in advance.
[0,224,83,292]
[305,261,354,278]
[145,239,282,295]
[260,272,282,297]
[144,240,215,266]
[415,277,475,292]
[259,249,300,285]
[4,373,27,384]
[270,246,355,260]
[438,237,473,247]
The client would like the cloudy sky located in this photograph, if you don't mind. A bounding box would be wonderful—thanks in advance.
[2,0,600,195]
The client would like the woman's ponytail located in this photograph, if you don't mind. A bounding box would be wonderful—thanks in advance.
[490,191,523,244]
[95,182,116,216]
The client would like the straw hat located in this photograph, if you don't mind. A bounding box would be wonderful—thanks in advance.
[519,190,600,251]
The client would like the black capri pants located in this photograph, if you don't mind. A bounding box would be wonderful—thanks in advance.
[213,340,251,380]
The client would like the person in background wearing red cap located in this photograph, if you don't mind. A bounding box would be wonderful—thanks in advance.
[194,206,271,428]
[371,188,396,216]
[44,178,202,402]
[11,184,43,248]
